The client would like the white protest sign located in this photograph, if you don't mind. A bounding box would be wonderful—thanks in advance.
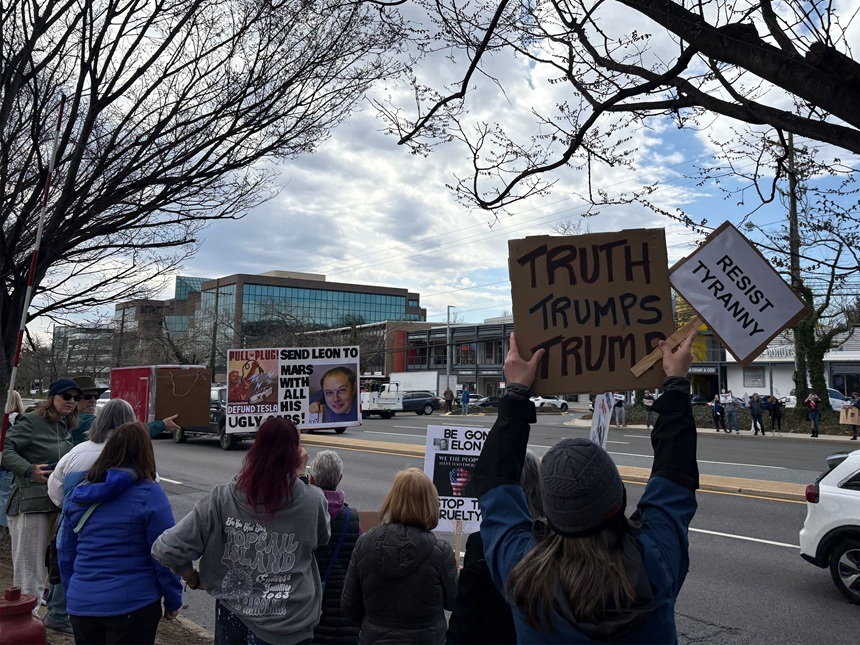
[589,393,613,449]
[423,425,485,533]
[670,222,809,365]
[226,346,360,433]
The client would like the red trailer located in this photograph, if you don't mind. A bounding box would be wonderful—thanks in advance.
[110,365,211,430]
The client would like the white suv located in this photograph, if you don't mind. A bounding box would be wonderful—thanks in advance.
[799,450,860,604]
[530,395,568,412]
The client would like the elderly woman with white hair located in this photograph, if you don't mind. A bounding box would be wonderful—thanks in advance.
[309,450,362,644]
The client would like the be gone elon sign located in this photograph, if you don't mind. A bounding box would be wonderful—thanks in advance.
[509,230,675,394]
[670,222,809,365]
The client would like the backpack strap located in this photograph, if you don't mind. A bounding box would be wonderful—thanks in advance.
[73,502,101,534]
[321,506,351,591]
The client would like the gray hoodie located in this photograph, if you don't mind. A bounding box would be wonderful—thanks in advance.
[152,478,330,645]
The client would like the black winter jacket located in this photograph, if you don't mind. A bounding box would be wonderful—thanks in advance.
[340,523,457,644]
[314,504,361,644]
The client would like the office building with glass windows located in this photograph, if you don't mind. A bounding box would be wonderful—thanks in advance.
[114,270,427,374]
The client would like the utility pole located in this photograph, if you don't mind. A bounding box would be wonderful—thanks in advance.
[787,133,806,398]
[446,306,454,383]
[209,278,220,376]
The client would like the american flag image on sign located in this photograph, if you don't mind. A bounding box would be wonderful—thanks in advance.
[449,467,471,496]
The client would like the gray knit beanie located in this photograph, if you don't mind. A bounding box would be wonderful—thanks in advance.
[540,438,626,537]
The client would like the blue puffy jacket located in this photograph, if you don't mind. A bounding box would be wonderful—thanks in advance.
[59,468,182,616]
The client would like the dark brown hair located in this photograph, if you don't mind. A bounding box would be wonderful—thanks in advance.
[87,422,157,483]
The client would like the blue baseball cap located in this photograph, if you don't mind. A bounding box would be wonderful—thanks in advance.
[48,378,82,396]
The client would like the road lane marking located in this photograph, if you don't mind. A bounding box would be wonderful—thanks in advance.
[609,451,786,470]
[160,477,183,485]
[365,430,423,438]
[690,527,798,549]
[391,426,425,430]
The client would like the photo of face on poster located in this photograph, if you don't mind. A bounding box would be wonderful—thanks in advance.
[308,364,359,423]
[227,352,278,405]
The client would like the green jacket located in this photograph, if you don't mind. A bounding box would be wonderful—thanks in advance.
[1,412,74,513]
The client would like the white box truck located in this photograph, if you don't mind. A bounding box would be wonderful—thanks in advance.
[387,371,457,396]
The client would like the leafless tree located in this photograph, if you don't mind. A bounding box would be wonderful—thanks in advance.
[378,0,860,213]
[0,0,404,390]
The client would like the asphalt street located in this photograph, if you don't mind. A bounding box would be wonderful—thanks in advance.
[151,411,860,643]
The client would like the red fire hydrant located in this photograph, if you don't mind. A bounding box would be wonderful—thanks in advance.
[0,587,46,644]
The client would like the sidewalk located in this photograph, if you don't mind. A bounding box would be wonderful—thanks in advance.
[0,537,212,645]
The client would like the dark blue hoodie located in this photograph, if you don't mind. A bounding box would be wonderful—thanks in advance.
[59,468,182,616]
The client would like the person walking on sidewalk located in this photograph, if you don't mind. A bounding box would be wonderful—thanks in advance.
[469,331,698,643]
[850,392,860,440]
[711,396,728,432]
[643,390,657,430]
[768,396,783,433]
[443,387,454,414]
[1,379,79,632]
[749,394,765,435]
[152,416,330,645]
[59,422,182,644]
[461,386,471,415]
[806,392,821,437]
[724,396,740,434]
[613,394,626,427]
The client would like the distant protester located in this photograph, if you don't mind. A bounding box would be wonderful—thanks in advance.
[152,416,330,645]
[468,331,698,643]
[1,391,27,536]
[341,468,457,644]
[768,396,783,433]
[1,379,80,623]
[309,450,361,644]
[59,422,182,644]
[447,450,544,644]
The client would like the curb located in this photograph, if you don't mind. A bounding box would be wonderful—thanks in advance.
[301,434,807,502]
[174,615,214,641]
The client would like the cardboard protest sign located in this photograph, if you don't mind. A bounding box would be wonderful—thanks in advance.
[423,425,485,533]
[509,230,675,394]
[719,392,734,405]
[589,393,614,449]
[226,346,360,433]
[670,222,810,365]
[840,405,859,426]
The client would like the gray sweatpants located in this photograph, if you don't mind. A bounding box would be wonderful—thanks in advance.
[9,511,54,613]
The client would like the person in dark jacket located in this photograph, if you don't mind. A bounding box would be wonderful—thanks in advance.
[749,393,765,435]
[446,450,543,645]
[310,450,361,644]
[341,468,457,644]
[59,421,182,644]
[768,396,783,433]
[711,395,727,432]
[469,331,698,643]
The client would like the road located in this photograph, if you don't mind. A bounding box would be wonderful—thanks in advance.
[152,412,859,643]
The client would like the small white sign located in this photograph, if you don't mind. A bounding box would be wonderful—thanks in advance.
[589,393,614,449]
[423,425,485,533]
[670,223,808,365]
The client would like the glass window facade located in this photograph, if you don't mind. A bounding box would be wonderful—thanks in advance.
[240,284,413,328]
[175,276,210,300]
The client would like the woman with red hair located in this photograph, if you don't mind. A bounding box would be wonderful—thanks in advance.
[153,417,330,645]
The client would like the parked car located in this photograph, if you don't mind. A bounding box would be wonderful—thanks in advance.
[530,395,569,412]
[401,390,442,415]
[95,389,111,410]
[690,395,710,406]
[473,396,501,409]
[828,388,852,412]
[799,449,860,604]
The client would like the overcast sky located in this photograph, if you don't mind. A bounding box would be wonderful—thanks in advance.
[76,3,860,330]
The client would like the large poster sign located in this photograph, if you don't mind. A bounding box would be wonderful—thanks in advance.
[226,346,360,433]
[423,425,484,533]
[670,222,810,365]
[509,230,675,394]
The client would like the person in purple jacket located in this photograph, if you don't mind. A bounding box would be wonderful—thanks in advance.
[468,330,698,643]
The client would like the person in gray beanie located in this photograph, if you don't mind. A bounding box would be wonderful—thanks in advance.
[468,330,698,643]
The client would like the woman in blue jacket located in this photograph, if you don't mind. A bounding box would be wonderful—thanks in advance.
[59,421,182,644]
[470,331,698,643]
